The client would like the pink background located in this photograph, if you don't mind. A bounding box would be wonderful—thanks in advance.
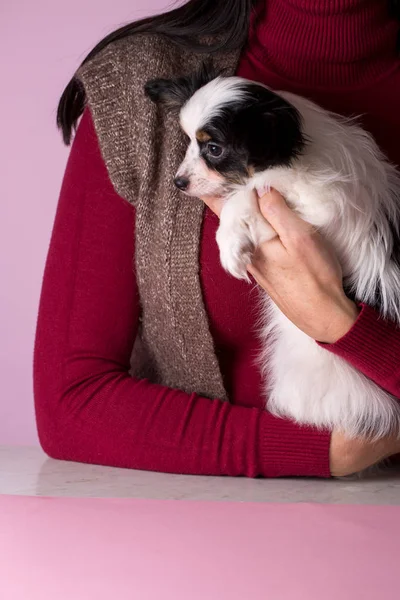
[0,1,175,445]
[1,496,399,599]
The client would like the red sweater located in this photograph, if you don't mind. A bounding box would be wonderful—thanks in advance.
[34,0,400,477]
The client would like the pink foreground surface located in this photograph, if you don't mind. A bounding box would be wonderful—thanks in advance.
[0,496,398,599]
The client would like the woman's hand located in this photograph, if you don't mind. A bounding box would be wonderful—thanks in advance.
[330,430,400,476]
[202,192,400,475]
[202,189,360,344]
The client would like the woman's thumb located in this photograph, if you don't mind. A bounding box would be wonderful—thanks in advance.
[258,189,304,238]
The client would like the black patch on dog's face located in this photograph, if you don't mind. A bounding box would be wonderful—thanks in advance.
[196,124,249,184]
[235,84,305,170]
[144,60,222,112]
[197,84,305,183]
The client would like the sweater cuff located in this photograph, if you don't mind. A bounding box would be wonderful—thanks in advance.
[259,412,331,478]
[317,302,400,384]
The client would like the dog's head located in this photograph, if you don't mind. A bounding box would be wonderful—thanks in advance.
[145,61,305,197]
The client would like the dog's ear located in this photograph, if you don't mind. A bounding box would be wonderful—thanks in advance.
[144,59,221,112]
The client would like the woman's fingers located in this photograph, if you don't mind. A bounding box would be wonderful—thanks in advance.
[257,189,313,245]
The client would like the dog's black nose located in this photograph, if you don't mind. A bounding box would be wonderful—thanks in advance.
[174,176,189,191]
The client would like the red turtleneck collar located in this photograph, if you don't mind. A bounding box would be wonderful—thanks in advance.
[247,0,399,88]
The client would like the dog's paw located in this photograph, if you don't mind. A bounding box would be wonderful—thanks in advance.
[216,221,255,281]
[255,182,271,199]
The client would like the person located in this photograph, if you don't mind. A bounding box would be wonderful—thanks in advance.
[33,0,400,478]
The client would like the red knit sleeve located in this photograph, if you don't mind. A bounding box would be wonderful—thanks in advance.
[33,107,331,478]
[318,303,400,399]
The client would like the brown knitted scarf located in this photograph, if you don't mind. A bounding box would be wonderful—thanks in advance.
[76,34,241,400]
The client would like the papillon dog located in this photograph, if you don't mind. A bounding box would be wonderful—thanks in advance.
[145,62,400,443]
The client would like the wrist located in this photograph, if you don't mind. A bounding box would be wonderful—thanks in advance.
[318,296,360,344]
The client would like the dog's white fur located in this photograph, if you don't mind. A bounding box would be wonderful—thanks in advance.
[177,76,400,440]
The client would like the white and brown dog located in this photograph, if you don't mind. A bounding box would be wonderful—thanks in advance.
[145,62,400,443]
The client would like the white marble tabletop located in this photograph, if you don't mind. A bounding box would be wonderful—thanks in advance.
[1,445,400,504]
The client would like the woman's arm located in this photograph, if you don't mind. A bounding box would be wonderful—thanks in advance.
[203,191,400,400]
[317,304,400,399]
[33,108,332,478]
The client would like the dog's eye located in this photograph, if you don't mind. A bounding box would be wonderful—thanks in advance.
[207,143,223,158]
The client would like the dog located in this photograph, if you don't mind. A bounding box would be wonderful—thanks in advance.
[145,61,400,443]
